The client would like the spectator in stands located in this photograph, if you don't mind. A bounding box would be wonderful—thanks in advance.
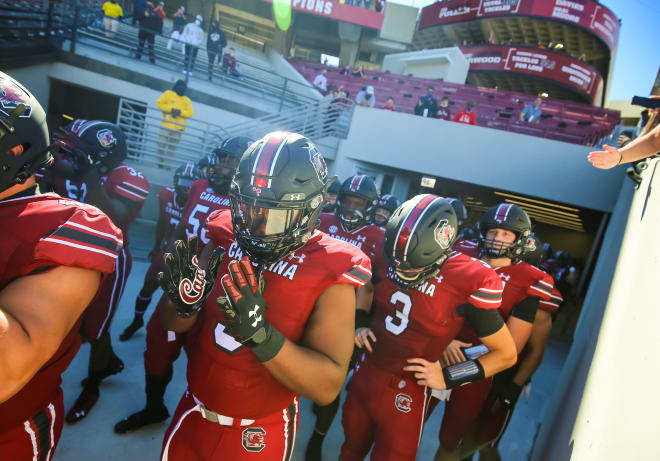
[415,85,438,118]
[153,1,165,33]
[383,97,395,110]
[156,80,194,168]
[182,15,204,76]
[453,101,477,125]
[588,108,660,169]
[135,3,159,64]
[222,47,240,77]
[375,0,385,12]
[313,69,328,93]
[356,85,376,108]
[520,97,543,123]
[102,0,123,38]
[437,96,451,120]
[207,17,227,81]
[132,0,146,25]
[352,65,366,78]
[339,65,350,76]
[173,5,186,31]
[167,25,185,54]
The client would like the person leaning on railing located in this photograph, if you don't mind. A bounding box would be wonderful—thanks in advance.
[101,0,123,39]
[156,80,194,168]
[588,106,660,170]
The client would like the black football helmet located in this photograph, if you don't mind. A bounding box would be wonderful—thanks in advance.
[197,152,218,178]
[479,203,531,260]
[445,197,468,228]
[522,234,543,267]
[322,176,341,212]
[372,194,400,226]
[384,194,458,289]
[52,120,127,175]
[208,135,253,194]
[336,174,379,230]
[174,162,202,200]
[0,71,51,193]
[230,131,329,265]
[461,226,479,243]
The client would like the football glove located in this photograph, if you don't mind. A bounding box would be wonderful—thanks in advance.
[217,257,285,362]
[157,236,224,318]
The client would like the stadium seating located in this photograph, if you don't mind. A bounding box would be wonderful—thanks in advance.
[289,58,620,146]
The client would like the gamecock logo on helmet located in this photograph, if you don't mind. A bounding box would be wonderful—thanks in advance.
[434,219,454,250]
[525,237,537,252]
[0,78,32,118]
[242,427,266,452]
[395,393,412,413]
[309,146,328,183]
[178,255,206,304]
[96,129,117,148]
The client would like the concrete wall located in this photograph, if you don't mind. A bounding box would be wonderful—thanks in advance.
[264,47,323,100]
[532,159,659,460]
[379,2,418,45]
[333,106,626,212]
[381,47,469,84]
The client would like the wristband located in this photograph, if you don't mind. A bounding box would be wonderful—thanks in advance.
[249,327,286,363]
[355,309,371,329]
[442,359,485,389]
[462,344,489,361]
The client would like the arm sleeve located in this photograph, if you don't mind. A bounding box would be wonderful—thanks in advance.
[468,272,503,310]
[109,169,150,208]
[511,297,539,323]
[527,271,554,302]
[180,97,194,118]
[457,303,505,338]
[336,251,372,288]
[157,91,172,113]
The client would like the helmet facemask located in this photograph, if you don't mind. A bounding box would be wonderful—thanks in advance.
[337,194,369,230]
[479,227,527,260]
[208,153,239,195]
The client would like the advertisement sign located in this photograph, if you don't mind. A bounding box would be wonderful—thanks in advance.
[419,0,619,51]
[262,0,384,30]
[462,46,604,103]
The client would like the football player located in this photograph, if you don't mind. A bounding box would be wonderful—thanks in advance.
[0,72,122,460]
[340,194,517,461]
[370,193,400,227]
[119,162,202,341]
[472,235,563,461]
[306,174,384,460]
[113,136,251,434]
[434,204,554,461]
[322,176,341,212]
[447,197,479,258]
[42,119,150,423]
[156,131,371,460]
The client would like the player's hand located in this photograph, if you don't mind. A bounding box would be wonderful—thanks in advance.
[404,358,446,389]
[587,144,621,169]
[171,108,182,117]
[491,381,523,412]
[157,236,224,318]
[442,340,471,366]
[354,327,376,352]
[216,257,285,362]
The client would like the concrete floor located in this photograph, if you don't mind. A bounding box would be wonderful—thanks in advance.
[55,233,570,461]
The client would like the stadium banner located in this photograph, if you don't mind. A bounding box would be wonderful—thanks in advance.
[262,0,384,30]
[461,46,604,103]
[419,0,619,51]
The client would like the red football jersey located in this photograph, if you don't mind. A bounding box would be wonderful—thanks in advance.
[457,261,554,345]
[539,287,563,315]
[157,186,185,247]
[319,212,384,264]
[453,238,480,258]
[185,210,372,418]
[48,164,149,237]
[366,251,503,378]
[0,193,122,432]
[180,179,230,244]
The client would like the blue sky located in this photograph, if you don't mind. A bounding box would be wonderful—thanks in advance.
[391,0,659,101]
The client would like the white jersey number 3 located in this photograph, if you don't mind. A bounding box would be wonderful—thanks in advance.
[385,291,412,335]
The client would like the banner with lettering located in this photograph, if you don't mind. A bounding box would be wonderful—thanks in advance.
[262,0,384,30]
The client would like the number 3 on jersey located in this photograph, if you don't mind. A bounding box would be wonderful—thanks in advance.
[186,203,210,243]
[385,291,413,335]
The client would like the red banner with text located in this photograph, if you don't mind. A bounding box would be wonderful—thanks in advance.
[419,0,619,51]
[461,46,604,103]
[262,0,384,30]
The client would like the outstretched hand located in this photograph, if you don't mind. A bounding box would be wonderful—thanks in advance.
[587,144,621,170]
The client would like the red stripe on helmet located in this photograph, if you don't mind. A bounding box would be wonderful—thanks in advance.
[495,203,512,224]
[251,132,289,187]
[394,194,438,262]
[350,174,365,192]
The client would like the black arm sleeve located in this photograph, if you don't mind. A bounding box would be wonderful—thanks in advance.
[456,303,505,338]
[510,297,539,323]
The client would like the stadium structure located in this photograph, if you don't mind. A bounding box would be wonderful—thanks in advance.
[1,0,657,460]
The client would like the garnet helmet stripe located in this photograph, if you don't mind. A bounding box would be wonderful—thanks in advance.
[494,203,512,224]
[393,194,440,263]
[250,131,289,188]
[350,174,365,192]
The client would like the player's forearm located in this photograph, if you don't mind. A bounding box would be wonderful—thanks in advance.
[513,311,552,385]
[0,308,40,402]
[512,347,544,387]
[620,123,660,164]
[355,282,374,312]
[157,294,199,333]
[262,340,348,405]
